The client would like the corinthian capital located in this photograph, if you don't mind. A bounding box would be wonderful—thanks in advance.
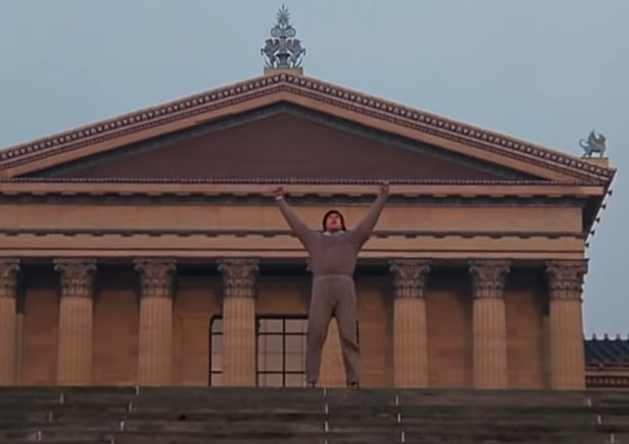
[54,258,96,298]
[546,260,588,300]
[134,259,176,298]
[389,259,431,299]
[0,258,20,298]
[218,259,259,298]
[469,260,510,299]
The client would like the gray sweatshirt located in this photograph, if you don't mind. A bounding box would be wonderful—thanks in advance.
[276,193,388,277]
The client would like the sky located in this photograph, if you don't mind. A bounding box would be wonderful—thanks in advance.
[0,0,627,336]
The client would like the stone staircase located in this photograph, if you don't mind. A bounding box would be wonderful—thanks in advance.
[0,387,628,443]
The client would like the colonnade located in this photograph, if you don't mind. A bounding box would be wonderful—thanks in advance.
[0,258,587,389]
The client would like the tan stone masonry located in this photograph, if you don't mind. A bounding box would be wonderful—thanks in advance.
[218,259,259,386]
[547,260,588,390]
[390,259,431,388]
[0,259,19,385]
[135,259,176,386]
[54,259,96,386]
[470,260,510,389]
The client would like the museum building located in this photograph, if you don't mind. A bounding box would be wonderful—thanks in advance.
[0,10,625,390]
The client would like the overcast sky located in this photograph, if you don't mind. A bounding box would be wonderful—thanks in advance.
[0,0,626,336]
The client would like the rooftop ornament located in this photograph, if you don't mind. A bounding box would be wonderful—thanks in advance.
[580,130,607,158]
[261,5,306,72]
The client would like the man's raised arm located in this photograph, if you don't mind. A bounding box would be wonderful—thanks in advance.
[273,187,317,250]
[349,181,389,248]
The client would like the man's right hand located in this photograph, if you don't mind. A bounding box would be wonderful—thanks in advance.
[272,186,284,200]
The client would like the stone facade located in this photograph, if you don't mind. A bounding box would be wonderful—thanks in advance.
[0,72,618,389]
[0,259,613,389]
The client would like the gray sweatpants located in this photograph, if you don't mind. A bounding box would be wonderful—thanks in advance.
[306,275,360,385]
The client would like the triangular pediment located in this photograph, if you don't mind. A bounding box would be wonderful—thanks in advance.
[0,73,614,185]
[22,104,539,181]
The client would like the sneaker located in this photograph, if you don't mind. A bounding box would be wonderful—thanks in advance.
[347,381,359,390]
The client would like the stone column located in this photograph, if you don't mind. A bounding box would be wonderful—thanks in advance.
[15,300,25,386]
[135,259,176,386]
[546,260,588,390]
[390,259,431,388]
[218,259,259,386]
[0,259,20,385]
[469,260,510,389]
[54,259,97,386]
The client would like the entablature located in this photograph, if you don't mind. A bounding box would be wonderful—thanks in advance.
[0,231,585,260]
[0,179,607,200]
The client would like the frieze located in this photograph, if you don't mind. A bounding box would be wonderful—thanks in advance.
[0,258,20,298]
[0,74,613,182]
[0,228,587,240]
[134,259,176,298]
[389,259,431,299]
[217,258,259,299]
[0,194,594,212]
[1,177,596,186]
[469,260,511,298]
[546,260,588,299]
[53,258,97,298]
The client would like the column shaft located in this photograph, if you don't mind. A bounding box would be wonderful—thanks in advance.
[15,312,24,385]
[547,260,587,390]
[138,297,173,384]
[394,298,428,386]
[390,259,431,388]
[219,259,258,387]
[0,259,20,386]
[470,260,510,389]
[55,259,96,386]
[135,259,176,386]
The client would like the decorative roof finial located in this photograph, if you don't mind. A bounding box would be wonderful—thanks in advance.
[579,129,607,158]
[261,5,306,74]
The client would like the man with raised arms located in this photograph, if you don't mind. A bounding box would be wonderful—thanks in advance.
[272,182,389,389]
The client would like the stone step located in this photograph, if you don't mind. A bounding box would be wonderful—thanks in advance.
[48,410,326,422]
[398,403,626,416]
[399,404,599,415]
[591,392,629,406]
[0,428,613,444]
[399,415,618,429]
[0,438,609,444]
[113,437,321,444]
[398,390,592,407]
[4,424,610,438]
[0,405,130,417]
[400,430,608,443]
[0,442,110,444]
[0,412,49,422]
[0,387,626,444]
